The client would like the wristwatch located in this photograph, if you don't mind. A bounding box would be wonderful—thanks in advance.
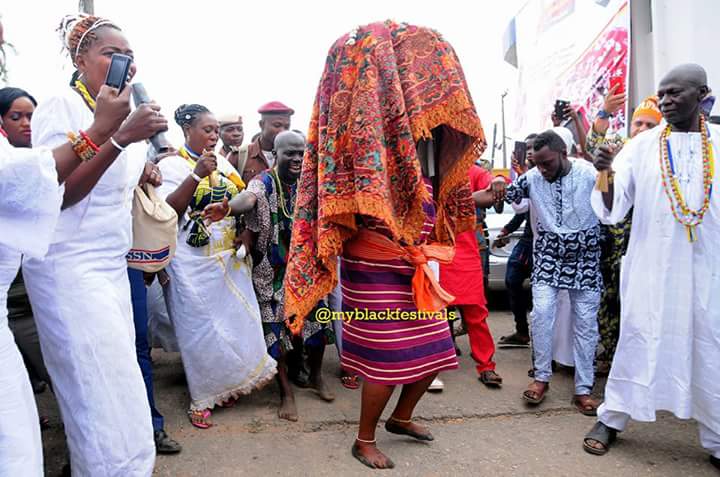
[597,109,612,120]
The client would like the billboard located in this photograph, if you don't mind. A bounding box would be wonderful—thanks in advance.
[510,0,630,139]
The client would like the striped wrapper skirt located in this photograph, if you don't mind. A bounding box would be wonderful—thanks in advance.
[339,251,459,385]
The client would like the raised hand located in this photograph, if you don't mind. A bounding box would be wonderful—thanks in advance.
[113,102,168,147]
[565,104,580,122]
[603,83,627,116]
[88,85,132,145]
[194,151,217,179]
[511,151,528,175]
[594,144,619,172]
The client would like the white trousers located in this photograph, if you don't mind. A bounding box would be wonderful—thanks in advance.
[599,408,720,458]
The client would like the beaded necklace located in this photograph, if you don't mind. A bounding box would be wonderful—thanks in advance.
[659,115,715,242]
[73,80,96,111]
[270,168,295,219]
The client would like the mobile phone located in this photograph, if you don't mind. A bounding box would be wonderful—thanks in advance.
[554,99,570,121]
[514,141,527,167]
[104,53,132,92]
[609,76,625,95]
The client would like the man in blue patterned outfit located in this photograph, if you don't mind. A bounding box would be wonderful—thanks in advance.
[503,130,602,416]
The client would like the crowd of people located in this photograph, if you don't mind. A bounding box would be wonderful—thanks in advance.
[0,12,718,477]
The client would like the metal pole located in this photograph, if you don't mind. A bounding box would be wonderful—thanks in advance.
[79,0,94,14]
[501,91,508,169]
[491,123,497,161]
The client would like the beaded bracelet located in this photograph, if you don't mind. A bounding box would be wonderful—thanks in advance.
[78,130,100,153]
[67,131,97,162]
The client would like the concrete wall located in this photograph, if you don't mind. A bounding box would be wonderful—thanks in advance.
[630,0,719,115]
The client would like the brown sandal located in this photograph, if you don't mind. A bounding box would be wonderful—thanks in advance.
[478,370,503,387]
[572,395,601,416]
[522,380,549,404]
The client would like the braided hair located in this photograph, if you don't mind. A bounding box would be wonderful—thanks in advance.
[174,104,210,130]
[57,14,120,84]
[58,14,121,66]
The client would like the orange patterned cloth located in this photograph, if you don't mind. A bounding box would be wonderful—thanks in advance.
[284,20,486,333]
[343,228,456,313]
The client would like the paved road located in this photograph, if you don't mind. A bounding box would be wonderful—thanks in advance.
[38,311,718,476]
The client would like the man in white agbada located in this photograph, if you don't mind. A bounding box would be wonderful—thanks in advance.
[0,17,134,473]
[584,63,720,471]
[21,14,169,476]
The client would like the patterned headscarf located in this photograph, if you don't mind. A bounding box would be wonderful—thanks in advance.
[284,20,485,330]
[632,95,662,123]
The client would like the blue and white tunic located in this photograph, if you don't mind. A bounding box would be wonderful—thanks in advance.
[505,159,602,292]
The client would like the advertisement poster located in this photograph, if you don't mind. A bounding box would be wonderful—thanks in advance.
[510,0,630,140]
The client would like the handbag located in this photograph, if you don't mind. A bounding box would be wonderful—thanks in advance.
[126,184,178,272]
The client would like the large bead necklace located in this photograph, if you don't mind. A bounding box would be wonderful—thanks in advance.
[271,168,295,219]
[74,80,96,111]
[659,115,715,242]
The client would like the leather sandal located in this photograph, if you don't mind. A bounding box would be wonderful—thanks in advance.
[522,381,548,404]
[572,395,601,416]
[583,421,617,455]
[478,370,503,387]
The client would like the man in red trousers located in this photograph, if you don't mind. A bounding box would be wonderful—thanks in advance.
[439,163,503,388]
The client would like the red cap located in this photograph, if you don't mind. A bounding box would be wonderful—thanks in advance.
[258,101,294,115]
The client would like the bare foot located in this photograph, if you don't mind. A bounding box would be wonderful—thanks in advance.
[311,374,335,402]
[278,395,298,421]
[385,418,434,441]
[352,441,395,469]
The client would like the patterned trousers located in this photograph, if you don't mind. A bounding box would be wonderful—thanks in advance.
[531,284,600,394]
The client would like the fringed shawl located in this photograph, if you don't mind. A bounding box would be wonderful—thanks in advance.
[284,20,486,332]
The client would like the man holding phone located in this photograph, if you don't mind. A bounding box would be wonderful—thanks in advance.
[586,83,662,154]
[585,83,662,372]
[552,101,588,158]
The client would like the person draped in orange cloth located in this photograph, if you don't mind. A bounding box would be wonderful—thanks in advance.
[283,20,486,469]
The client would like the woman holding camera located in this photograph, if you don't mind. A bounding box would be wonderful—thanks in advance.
[0,17,140,477]
[21,14,168,476]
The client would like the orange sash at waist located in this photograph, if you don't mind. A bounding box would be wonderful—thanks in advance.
[344,228,456,312]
